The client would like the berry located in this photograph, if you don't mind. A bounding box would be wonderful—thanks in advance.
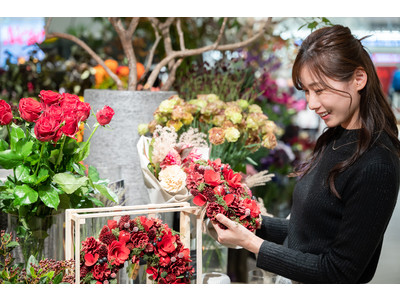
[157,237,162,242]
[171,257,176,263]
[133,227,139,232]
[124,222,130,229]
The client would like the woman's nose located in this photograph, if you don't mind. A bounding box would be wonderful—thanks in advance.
[307,93,320,111]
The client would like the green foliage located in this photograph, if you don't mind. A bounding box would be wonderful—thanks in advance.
[0,230,74,284]
[298,17,334,32]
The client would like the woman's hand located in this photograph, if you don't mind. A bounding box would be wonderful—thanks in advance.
[212,214,264,254]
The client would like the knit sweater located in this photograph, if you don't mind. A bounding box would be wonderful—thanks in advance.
[256,126,400,283]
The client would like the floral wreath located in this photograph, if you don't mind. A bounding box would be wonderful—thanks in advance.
[185,158,261,232]
[80,215,194,284]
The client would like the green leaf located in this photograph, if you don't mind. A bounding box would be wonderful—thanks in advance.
[74,141,90,162]
[10,126,25,149]
[0,149,23,169]
[26,255,38,277]
[13,184,38,206]
[16,139,34,158]
[48,149,60,165]
[93,184,118,203]
[88,165,100,183]
[52,272,63,284]
[36,168,49,184]
[0,139,9,151]
[38,185,60,209]
[15,164,36,184]
[88,196,105,207]
[53,173,88,194]
[5,241,19,249]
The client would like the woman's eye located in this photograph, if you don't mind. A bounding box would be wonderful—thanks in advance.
[315,89,324,95]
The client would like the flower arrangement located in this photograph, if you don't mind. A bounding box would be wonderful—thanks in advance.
[140,94,278,172]
[0,230,75,284]
[138,125,208,203]
[0,91,117,263]
[185,158,262,232]
[80,215,194,284]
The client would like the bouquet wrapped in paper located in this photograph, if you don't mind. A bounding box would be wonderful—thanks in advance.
[137,125,209,204]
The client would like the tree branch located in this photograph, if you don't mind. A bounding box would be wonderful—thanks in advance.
[161,58,183,91]
[176,18,186,51]
[144,18,162,78]
[212,17,227,49]
[145,18,272,89]
[109,17,138,90]
[45,31,124,90]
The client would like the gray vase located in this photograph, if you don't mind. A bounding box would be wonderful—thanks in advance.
[83,89,176,206]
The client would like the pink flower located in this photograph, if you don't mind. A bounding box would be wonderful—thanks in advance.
[96,105,115,126]
[160,148,182,169]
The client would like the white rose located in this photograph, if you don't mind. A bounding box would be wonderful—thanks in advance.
[158,165,187,193]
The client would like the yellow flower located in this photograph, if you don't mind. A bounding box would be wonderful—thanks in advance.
[261,133,277,149]
[208,127,225,145]
[137,123,149,135]
[224,127,241,143]
[182,112,194,125]
[158,165,187,193]
[159,99,176,113]
[188,99,207,111]
[154,113,168,124]
[167,120,183,132]
[248,104,263,114]
[261,120,278,135]
[212,114,226,127]
[236,99,249,110]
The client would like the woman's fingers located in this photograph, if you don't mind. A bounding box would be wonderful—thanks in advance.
[215,213,235,229]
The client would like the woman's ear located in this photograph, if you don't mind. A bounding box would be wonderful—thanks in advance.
[354,67,368,91]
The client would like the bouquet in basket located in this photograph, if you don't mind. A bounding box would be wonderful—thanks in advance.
[137,125,209,204]
[186,158,265,232]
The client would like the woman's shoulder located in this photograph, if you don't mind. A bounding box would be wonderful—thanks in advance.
[362,131,400,168]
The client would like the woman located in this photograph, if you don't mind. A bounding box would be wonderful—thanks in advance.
[212,25,400,283]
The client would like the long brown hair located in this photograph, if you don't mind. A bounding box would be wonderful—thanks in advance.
[292,25,400,198]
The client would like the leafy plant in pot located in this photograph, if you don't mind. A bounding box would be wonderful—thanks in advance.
[0,91,118,264]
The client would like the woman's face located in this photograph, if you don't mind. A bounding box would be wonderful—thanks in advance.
[300,66,364,129]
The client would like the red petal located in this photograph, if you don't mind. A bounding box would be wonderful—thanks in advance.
[193,194,207,206]
[84,253,99,267]
[223,194,235,206]
[107,219,117,230]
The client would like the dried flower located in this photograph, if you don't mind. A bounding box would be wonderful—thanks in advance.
[208,127,225,145]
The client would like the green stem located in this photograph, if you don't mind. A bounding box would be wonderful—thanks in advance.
[54,136,66,171]
[6,124,11,140]
[85,123,99,145]
[34,143,46,177]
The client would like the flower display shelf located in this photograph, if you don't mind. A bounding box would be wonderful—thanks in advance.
[65,202,202,284]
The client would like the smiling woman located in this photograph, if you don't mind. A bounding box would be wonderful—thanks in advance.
[212,24,400,283]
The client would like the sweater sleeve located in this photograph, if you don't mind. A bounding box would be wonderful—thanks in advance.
[256,215,289,244]
[256,162,399,283]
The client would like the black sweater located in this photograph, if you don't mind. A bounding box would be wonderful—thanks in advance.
[256,127,400,283]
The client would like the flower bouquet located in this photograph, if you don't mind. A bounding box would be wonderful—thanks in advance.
[0,91,117,263]
[80,215,194,284]
[185,158,265,247]
[137,125,209,204]
[141,94,278,173]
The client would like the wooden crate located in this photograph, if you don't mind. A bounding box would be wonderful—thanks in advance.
[65,202,203,284]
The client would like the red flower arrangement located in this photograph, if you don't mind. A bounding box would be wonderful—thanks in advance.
[80,215,194,284]
[185,158,261,232]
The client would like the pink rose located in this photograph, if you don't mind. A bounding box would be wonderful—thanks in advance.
[0,100,13,125]
[96,105,115,126]
[18,98,42,123]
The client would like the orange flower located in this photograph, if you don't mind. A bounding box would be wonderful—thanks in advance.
[208,127,225,145]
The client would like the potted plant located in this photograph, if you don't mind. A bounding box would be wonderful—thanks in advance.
[42,17,273,206]
[0,92,117,264]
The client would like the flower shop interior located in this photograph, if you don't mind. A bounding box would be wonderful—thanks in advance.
[1,13,400,289]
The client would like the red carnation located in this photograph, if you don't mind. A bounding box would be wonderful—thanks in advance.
[108,240,130,266]
[81,236,101,255]
[93,263,111,281]
[130,231,149,249]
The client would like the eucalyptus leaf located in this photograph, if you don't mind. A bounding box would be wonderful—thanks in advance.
[53,173,88,194]
[93,184,118,203]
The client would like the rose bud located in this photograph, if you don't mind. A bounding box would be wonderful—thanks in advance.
[96,105,115,126]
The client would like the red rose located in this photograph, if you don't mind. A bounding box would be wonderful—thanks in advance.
[76,101,91,122]
[204,169,223,186]
[61,114,79,138]
[92,263,111,281]
[42,105,63,121]
[223,193,235,206]
[96,105,115,126]
[18,98,42,122]
[108,240,130,266]
[0,100,13,125]
[39,90,62,106]
[34,115,62,143]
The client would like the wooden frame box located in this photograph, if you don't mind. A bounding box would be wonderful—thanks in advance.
[65,202,202,284]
